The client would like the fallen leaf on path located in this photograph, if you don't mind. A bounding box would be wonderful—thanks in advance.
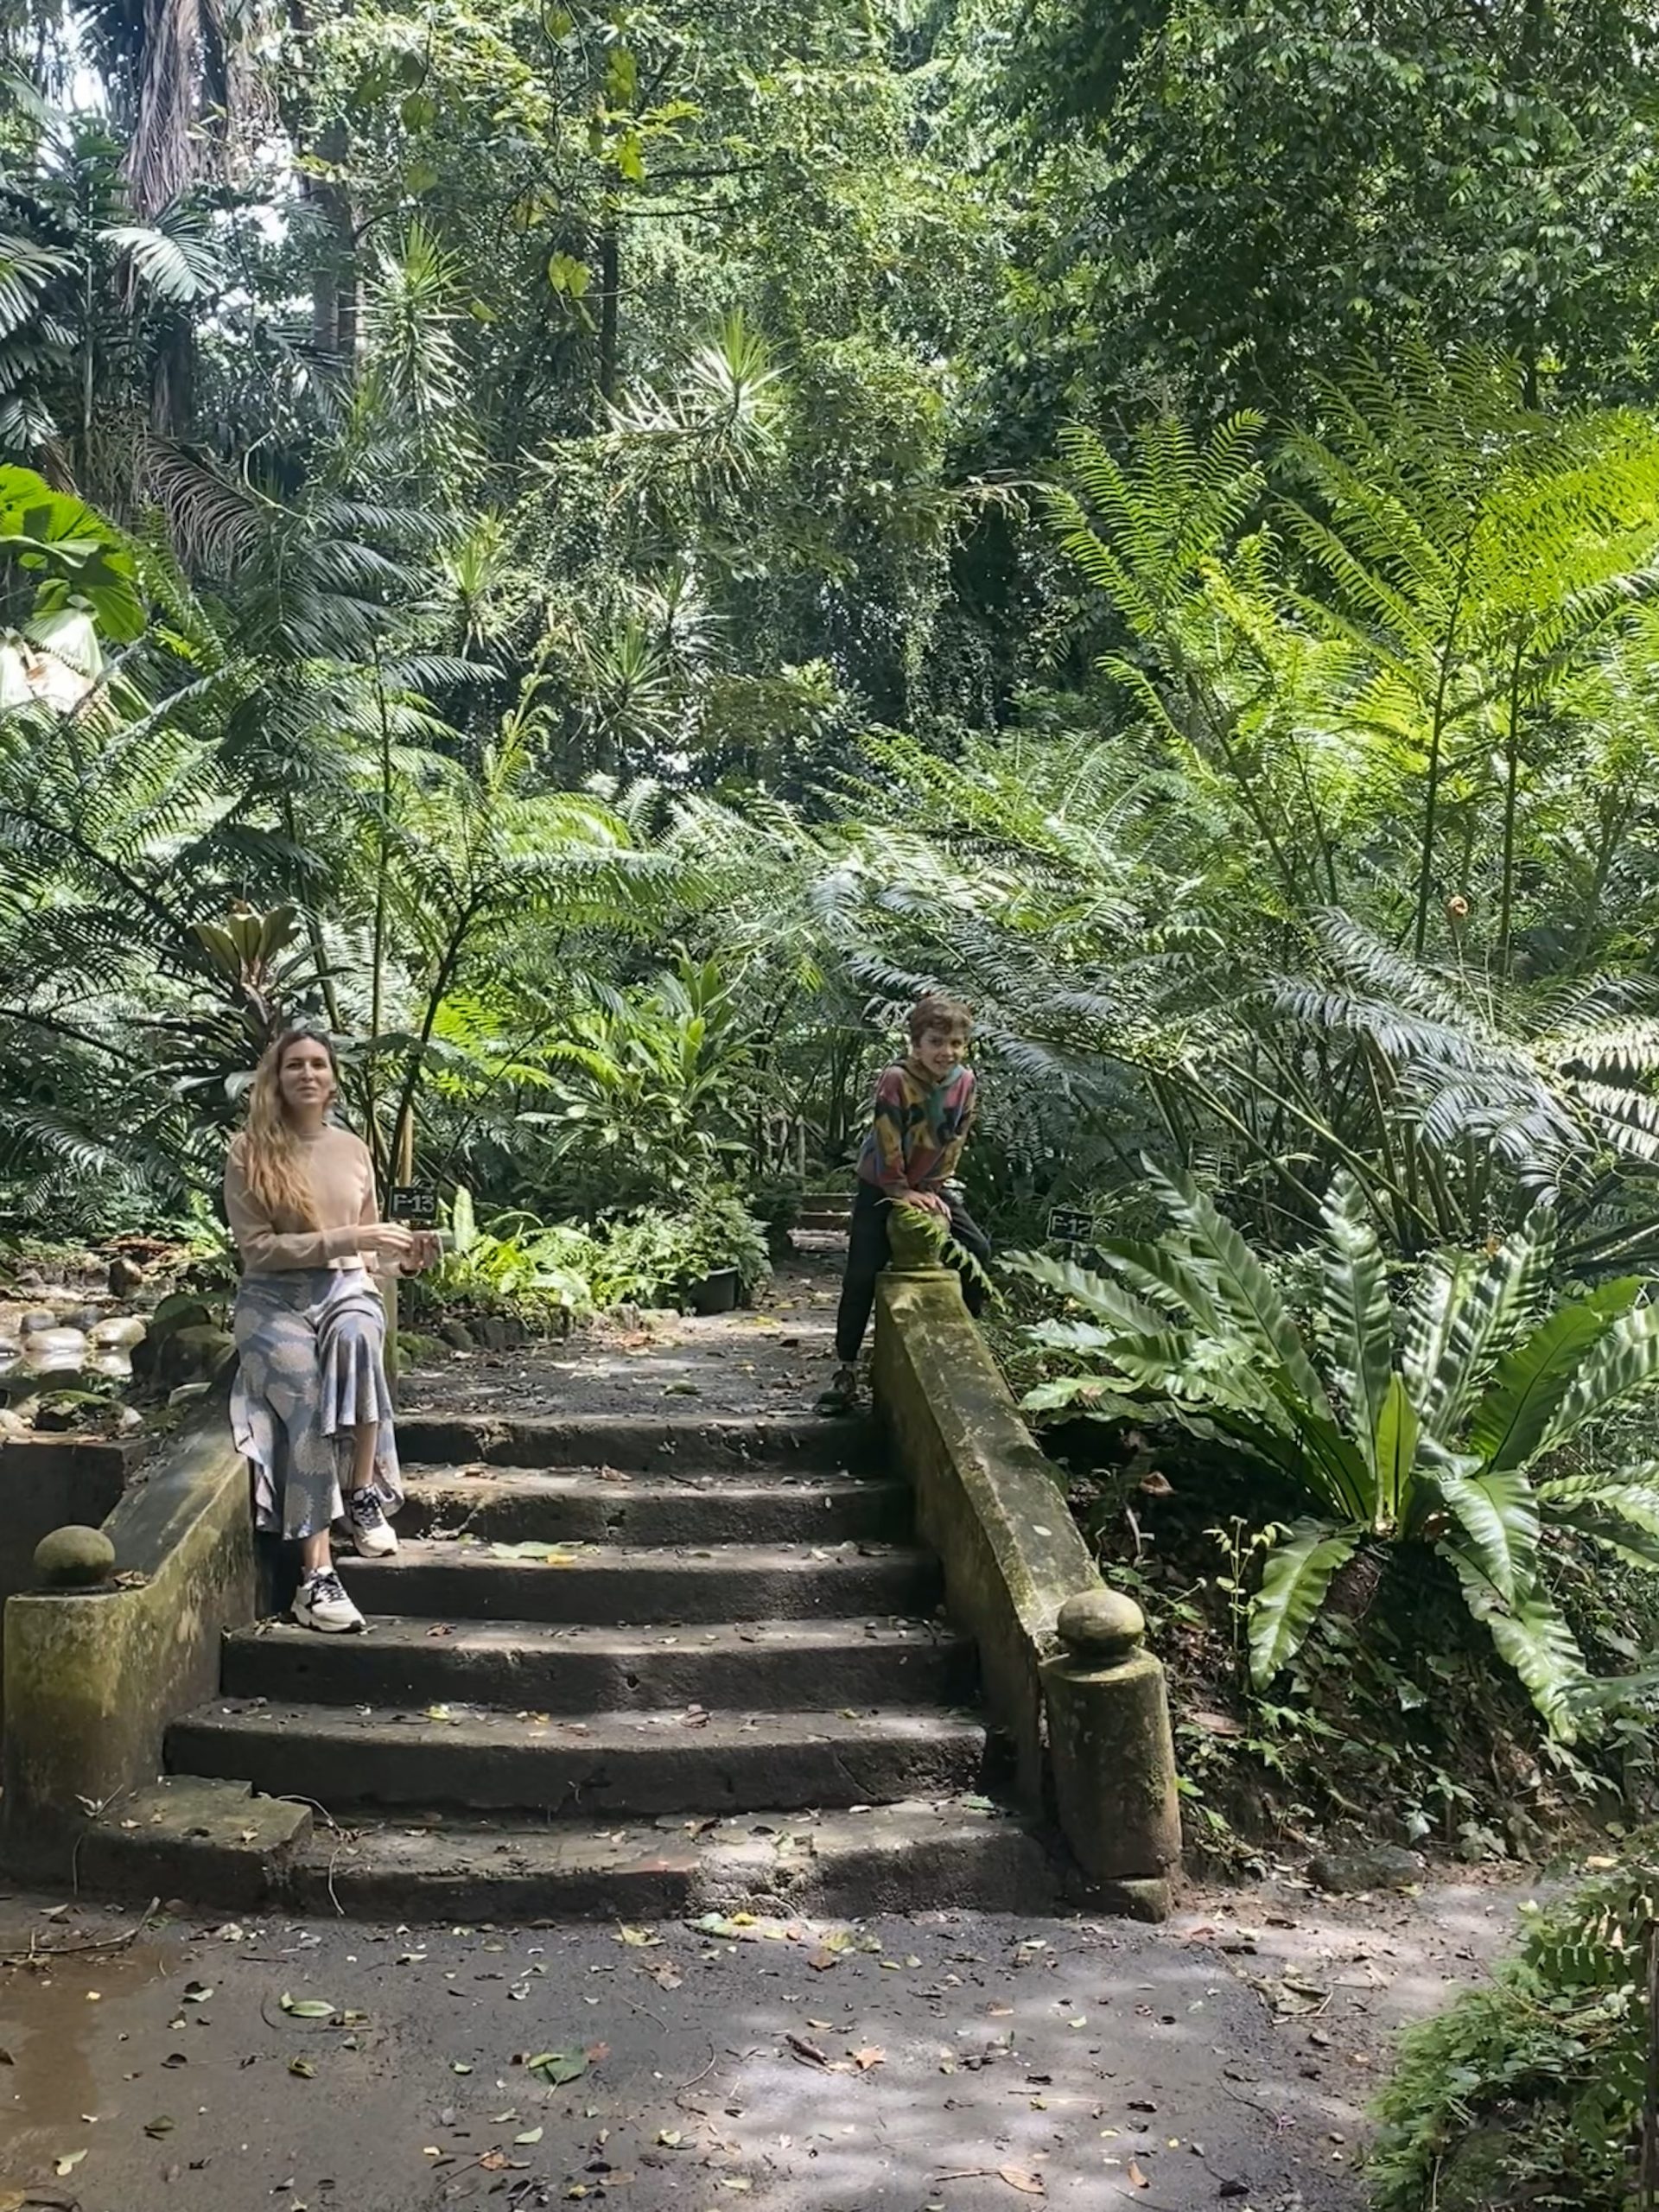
[1127,2158,1149,2188]
[515,2127,543,2145]
[143,2116,175,2138]
[616,1926,660,1948]
[785,2033,829,2069]
[526,2049,588,2086]
[279,1994,336,2019]
[288,2058,315,2079]
[851,2047,885,2071]
[52,2155,86,2178]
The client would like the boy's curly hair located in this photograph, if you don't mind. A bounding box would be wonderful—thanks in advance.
[908,995,973,1042]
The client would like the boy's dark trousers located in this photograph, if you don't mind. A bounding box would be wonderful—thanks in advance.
[834,1180,991,1364]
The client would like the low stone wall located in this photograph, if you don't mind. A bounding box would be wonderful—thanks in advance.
[1,1382,251,1880]
[872,1267,1180,1917]
[0,1437,135,1717]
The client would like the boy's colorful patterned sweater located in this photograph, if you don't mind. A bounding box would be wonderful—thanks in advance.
[855,1059,977,1195]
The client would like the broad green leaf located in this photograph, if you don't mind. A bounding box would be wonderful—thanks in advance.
[1537,1466,1659,1522]
[1541,1303,1659,1455]
[1424,1205,1556,1435]
[1319,1173,1393,1466]
[1401,1250,1477,1411]
[1435,1465,1539,1604]
[1249,1522,1361,1686]
[1273,1394,1375,1520]
[1541,1472,1659,1571]
[1003,1249,1165,1337]
[1148,1166,1332,1420]
[1371,1372,1419,1525]
[1553,1508,1659,1575]
[1090,1234,1224,1331]
[1446,1552,1586,1738]
[1466,1279,1638,1471]
[0,465,146,642]
[1023,1317,1128,1356]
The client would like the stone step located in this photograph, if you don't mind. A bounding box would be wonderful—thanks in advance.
[397,1468,912,1548]
[334,1540,940,1624]
[222,1616,976,1713]
[79,1793,1056,1918]
[287,1798,1055,1920]
[396,1413,878,1475]
[166,1701,991,1818]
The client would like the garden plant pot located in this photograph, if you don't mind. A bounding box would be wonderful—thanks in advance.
[684,1268,740,1316]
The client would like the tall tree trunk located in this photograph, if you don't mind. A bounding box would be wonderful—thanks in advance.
[597,215,620,408]
[301,118,358,364]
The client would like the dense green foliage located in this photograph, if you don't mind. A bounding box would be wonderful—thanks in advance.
[1010,1173,1659,1732]
[1370,1848,1656,2212]
[12,0,1659,1832]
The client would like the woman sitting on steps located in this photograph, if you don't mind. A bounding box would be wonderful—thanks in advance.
[223,1027,437,1634]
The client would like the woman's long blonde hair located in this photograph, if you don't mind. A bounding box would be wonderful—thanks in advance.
[237,1027,340,1226]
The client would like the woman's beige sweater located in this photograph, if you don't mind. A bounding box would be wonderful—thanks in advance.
[224,1126,378,1274]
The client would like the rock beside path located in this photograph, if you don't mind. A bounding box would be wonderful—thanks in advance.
[1308,1842,1427,1893]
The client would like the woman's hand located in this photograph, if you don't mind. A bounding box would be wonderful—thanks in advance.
[405,1230,442,1273]
[359,1223,416,1264]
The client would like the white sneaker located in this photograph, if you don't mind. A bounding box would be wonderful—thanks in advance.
[293,1567,365,1634]
[345,1489,398,1558]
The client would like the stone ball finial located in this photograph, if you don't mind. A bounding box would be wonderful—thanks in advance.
[35,1524,117,1589]
[1057,1586,1146,1663]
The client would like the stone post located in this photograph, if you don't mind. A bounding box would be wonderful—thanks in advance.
[1039,1588,1181,1921]
[885,1206,955,1280]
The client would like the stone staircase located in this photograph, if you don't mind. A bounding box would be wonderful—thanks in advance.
[154,1411,1053,1918]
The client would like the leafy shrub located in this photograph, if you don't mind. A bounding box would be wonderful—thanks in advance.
[1008,1167,1659,1733]
[517,960,760,1212]
[419,1189,601,1324]
[422,1185,772,1319]
[1370,1849,1655,2212]
[588,1190,771,1307]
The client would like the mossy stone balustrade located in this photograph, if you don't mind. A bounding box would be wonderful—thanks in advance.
[872,1248,1180,1918]
[1,1375,253,1876]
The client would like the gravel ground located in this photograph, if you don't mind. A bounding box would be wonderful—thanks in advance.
[0,1870,1539,2212]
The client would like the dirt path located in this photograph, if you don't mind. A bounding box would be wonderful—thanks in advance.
[0,1869,1537,2212]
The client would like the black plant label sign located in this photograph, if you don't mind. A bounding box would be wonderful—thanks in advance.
[1048,1209,1099,1244]
[388,1183,438,1227]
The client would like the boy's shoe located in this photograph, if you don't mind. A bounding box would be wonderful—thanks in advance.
[815,1363,860,1416]
[293,1567,365,1634]
[344,1488,398,1557]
